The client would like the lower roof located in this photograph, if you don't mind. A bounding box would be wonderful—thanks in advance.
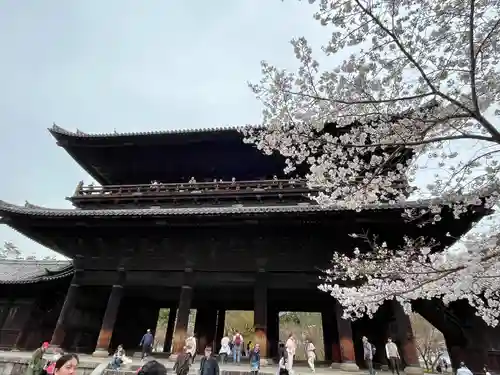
[0,259,73,284]
[0,197,475,218]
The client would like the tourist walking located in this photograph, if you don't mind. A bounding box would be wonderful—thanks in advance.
[249,343,261,375]
[285,333,296,374]
[199,346,219,375]
[362,336,376,375]
[185,333,197,364]
[53,354,79,375]
[173,346,191,375]
[219,334,231,364]
[385,337,400,375]
[305,338,316,373]
[232,331,244,364]
[26,341,49,375]
[139,329,154,360]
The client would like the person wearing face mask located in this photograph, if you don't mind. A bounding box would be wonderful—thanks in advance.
[53,354,79,375]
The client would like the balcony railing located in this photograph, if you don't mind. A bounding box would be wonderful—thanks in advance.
[74,179,311,197]
[68,179,316,208]
[69,178,412,208]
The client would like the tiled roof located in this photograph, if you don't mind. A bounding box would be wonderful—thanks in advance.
[0,200,435,218]
[49,124,258,138]
[0,193,492,218]
[0,259,73,284]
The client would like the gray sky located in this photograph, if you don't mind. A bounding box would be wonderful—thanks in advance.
[0,0,329,258]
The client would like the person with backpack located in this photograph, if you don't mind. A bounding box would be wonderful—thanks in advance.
[232,331,244,364]
[362,336,376,375]
[173,346,191,375]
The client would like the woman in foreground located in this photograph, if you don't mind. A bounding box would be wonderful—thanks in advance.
[53,354,79,375]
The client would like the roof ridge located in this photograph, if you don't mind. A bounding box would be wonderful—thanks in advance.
[0,258,71,265]
[48,123,261,138]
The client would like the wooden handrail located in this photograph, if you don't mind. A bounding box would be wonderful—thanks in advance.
[71,178,410,200]
[72,179,312,198]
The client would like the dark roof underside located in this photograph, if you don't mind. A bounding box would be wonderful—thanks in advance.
[0,197,491,259]
[49,125,291,185]
[0,259,73,284]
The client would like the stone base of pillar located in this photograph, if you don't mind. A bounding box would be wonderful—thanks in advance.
[404,366,424,375]
[381,365,389,371]
[92,349,110,357]
[10,348,20,352]
[340,362,360,372]
[330,362,342,369]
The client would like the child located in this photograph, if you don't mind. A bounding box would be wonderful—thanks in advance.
[249,343,261,375]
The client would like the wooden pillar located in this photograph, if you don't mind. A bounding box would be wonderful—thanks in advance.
[214,309,225,353]
[321,310,334,362]
[254,271,268,358]
[170,285,193,355]
[204,309,218,350]
[195,308,218,353]
[266,306,278,359]
[335,301,359,372]
[12,302,35,350]
[93,271,125,357]
[0,298,13,332]
[163,306,177,353]
[50,271,82,349]
[392,302,423,375]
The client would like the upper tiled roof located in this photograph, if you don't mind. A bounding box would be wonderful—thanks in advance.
[0,259,73,284]
[49,124,257,138]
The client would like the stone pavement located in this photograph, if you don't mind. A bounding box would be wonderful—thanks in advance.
[0,350,400,375]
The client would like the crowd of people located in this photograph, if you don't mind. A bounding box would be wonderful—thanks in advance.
[24,334,487,375]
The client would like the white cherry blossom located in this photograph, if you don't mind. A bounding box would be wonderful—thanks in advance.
[243,0,500,324]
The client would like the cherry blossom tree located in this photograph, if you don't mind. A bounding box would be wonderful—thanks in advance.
[0,241,57,260]
[0,241,21,259]
[411,314,446,371]
[243,0,500,325]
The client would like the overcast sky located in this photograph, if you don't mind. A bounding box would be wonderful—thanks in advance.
[0,0,331,258]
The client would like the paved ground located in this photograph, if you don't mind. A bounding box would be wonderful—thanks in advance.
[0,350,400,375]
